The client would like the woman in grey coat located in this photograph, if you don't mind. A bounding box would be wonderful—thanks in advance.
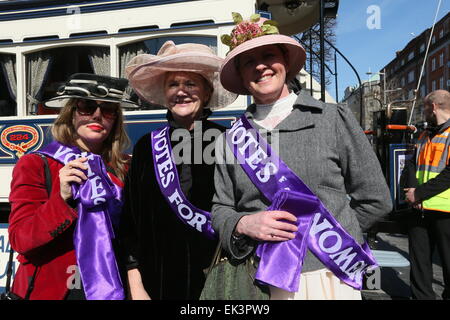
[211,13,393,300]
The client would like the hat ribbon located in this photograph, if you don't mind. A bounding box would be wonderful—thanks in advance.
[57,79,126,100]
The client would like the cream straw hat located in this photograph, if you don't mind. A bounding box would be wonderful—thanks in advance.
[126,41,237,110]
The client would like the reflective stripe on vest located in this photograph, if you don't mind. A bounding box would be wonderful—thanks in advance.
[416,127,450,212]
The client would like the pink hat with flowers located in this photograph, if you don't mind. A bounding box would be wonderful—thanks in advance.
[220,12,306,95]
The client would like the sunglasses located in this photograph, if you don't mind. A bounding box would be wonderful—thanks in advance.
[75,99,119,119]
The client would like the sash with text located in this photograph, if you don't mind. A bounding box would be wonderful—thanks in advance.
[225,116,377,292]
[151,126,216,239]
[38,141,125,300]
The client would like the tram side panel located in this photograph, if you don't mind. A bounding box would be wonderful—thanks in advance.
[0,110,242,292]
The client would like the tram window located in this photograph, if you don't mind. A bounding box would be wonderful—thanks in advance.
[144,36,216,54]
[0,53,17,116]
[25,46,110,115]
[119,35,216,110]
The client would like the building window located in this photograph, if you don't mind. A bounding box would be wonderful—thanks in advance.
[440,76,444,89]
[0,53,17,116]
[420,84,426,97]
[401,59,405,66]
[119,35,216,73]
[401,77,405,87]
[408,89,414,99]
[420,43,425,53]
[408,70,415,83]
[408,51,414,61]
[439,29,444,39]
[25,46,107,115]
[432,57,436,71]
[440,52,444,66]
[432,35,436,44]
[432,80,437,91]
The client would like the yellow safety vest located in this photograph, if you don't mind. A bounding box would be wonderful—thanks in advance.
[416,124,450,212]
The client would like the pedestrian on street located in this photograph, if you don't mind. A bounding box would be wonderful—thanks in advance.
[403,89,450,300]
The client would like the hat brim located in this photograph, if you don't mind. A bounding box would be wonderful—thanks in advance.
[127,52,237,110]
[220,35,307,95]
[44,95,139,109]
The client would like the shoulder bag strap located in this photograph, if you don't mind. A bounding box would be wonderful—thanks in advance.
[3,249,14,294]
[39,153,52,195]
[204,240,224,276]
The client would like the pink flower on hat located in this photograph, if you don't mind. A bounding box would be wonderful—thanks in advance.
[221,12,279,52]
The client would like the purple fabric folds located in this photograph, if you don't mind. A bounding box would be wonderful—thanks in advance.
[151,126,216,239]
[39,141,125,300]
[255,190,315,291]
[226,116,378,292]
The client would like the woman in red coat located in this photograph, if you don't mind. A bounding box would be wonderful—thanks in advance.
[8,73,136,300]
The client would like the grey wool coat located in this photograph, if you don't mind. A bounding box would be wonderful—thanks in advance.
[211,91,393,273]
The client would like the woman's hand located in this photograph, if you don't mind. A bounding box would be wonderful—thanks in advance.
[127,269,151,300]
[235,210,298,242]
[59,157,88,202]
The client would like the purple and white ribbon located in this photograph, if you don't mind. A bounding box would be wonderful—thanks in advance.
[226,116,377,292]
[151,126,216,239]
[38,141,125,300]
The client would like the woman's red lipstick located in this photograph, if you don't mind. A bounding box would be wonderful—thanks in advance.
[87,124,104,131]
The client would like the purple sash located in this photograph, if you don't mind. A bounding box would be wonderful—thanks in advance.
[151,126,216,239]
[226,116,377,292]
[38,141,125,300]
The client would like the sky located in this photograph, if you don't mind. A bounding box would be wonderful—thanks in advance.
[333,0,450,102]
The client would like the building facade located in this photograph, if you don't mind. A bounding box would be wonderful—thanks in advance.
[383,12,450,125]
[342,77,382,131]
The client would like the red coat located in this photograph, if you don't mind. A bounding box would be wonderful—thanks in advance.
[8,153,124,300]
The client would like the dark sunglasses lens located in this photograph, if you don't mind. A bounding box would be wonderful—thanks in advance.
[76,100,117,118]
[100,104,118,119]
[76,100,96,115]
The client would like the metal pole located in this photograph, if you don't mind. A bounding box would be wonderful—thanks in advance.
[383,68,387,106]
[309,29,313,96]
[319,0,326,102]
[360,84,364,128]
[335,51,338,101]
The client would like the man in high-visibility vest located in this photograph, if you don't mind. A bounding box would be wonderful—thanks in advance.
[404,89,450,300]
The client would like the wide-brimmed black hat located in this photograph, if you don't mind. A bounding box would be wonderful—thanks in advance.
[44,73,139,109]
